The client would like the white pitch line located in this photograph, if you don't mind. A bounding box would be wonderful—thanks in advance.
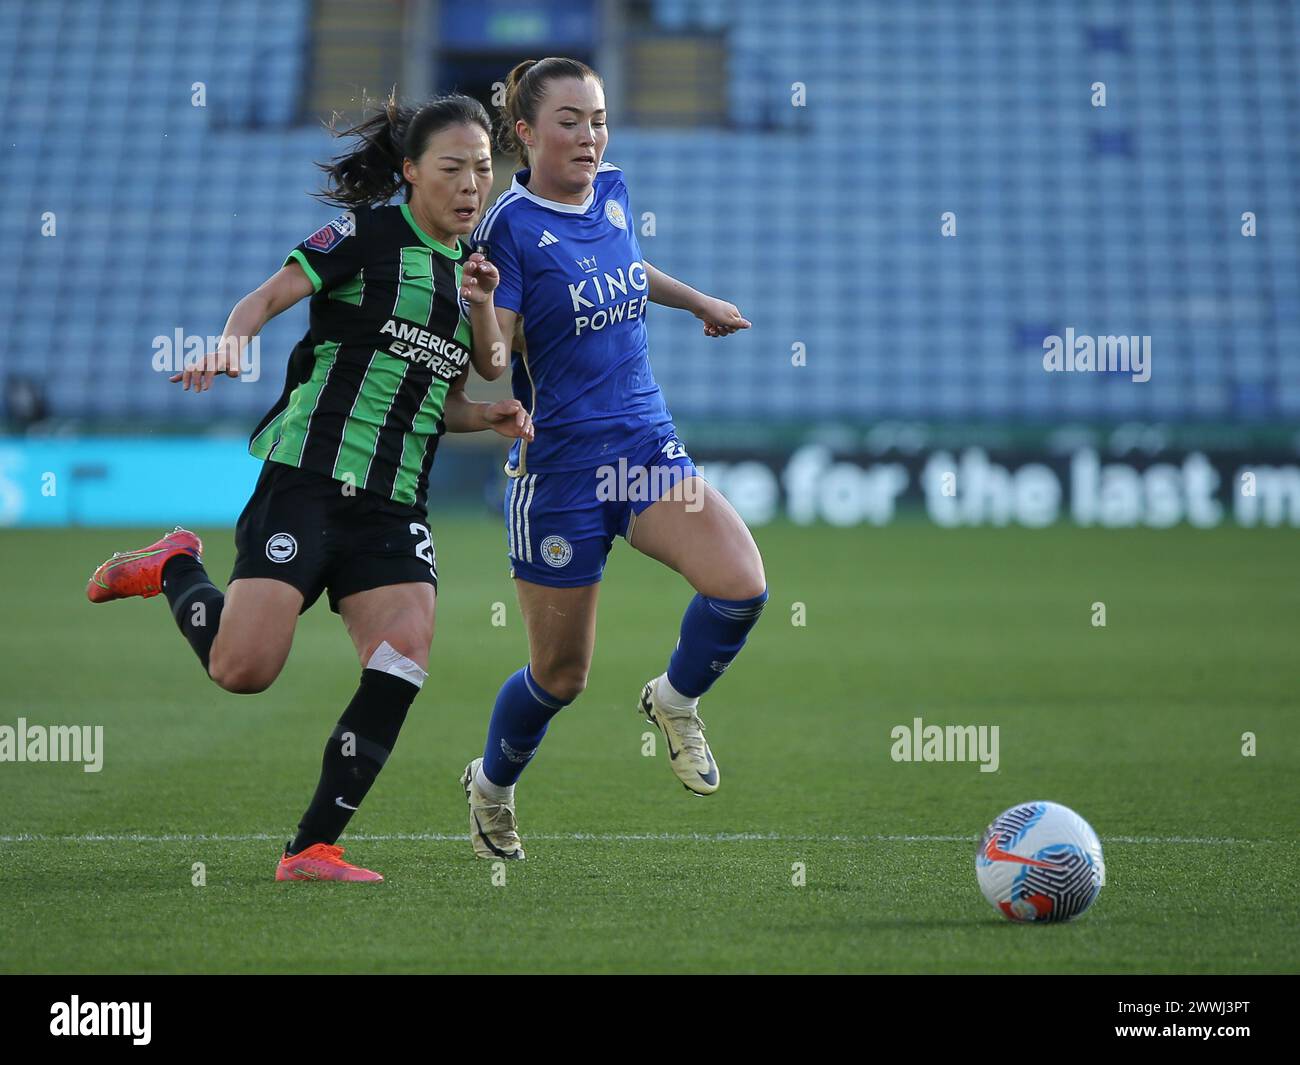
[0,832,1287,845]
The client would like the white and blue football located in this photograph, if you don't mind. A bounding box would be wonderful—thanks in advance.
[976,801,1105,922]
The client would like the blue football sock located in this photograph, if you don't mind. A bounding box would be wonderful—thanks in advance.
[667,588,769,699]
[481,665,571,786]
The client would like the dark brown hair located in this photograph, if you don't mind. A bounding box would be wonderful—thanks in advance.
[316,90,492,209]
[498,57,603,167]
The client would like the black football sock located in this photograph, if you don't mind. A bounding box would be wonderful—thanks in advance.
[161,554,225,673]
[288,657,424,855]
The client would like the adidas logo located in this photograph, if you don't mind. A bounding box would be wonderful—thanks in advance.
[537,229,559,247]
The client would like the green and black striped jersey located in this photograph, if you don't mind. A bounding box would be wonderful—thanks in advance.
[248,203,474,510]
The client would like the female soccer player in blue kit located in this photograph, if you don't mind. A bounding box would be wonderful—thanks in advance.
[454,58,767,859]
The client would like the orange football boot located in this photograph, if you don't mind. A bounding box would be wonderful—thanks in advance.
[275,843,384,883]
[86,527,203,603]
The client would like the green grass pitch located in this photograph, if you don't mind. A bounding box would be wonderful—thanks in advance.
[1,518,1296,973]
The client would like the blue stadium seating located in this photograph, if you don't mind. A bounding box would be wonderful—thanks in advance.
[0,0,1296,423]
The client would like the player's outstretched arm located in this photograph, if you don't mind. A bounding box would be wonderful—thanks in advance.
[643,260,752,337]
[442,369,535,441]
[460,252,511,381]
[170,263,315,392]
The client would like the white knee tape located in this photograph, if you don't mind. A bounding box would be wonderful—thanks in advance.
[366,640,428,689]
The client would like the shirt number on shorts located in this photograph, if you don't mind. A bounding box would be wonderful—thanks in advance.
[662,440,687,461]
[410,522,435,575]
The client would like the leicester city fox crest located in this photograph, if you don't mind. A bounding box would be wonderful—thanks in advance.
[540,535,573,568]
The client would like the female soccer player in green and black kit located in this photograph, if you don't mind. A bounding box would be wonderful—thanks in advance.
[85,94,525,882]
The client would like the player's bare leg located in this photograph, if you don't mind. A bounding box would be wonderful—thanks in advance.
[463,580,599,859]
[206,578,303,694]
[515,580,600,702]
[338,581,436,672]
[87,529,301,694]
[272,582,433,882]
[628,478,766,600]
[627,477,768,795]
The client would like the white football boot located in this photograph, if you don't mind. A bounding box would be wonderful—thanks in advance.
[460,757,526,860]
[639,679,720,795]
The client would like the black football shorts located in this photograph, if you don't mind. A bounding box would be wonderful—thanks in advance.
[230,460,438,614]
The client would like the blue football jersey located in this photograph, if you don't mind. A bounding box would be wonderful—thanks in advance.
[471,163,675,473]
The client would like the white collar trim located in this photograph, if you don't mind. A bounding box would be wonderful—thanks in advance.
[510,172,594,215]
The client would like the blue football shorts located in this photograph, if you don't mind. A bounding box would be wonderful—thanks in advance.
[503,433,699,587]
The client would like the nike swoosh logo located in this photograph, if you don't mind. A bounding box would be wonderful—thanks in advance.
[697,753,718,786]
[648,704,681,759]
[91,546,174,588]
[983,833,1056,867]
[99,547,168,571]
[661,720,681,760]
[401,270,430,282]
[334,796,358,811]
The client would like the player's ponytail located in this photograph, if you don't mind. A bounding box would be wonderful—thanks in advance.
[498,57,603,167]
[315,90,492,209]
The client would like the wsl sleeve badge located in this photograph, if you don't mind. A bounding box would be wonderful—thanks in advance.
[304,210,357,253]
